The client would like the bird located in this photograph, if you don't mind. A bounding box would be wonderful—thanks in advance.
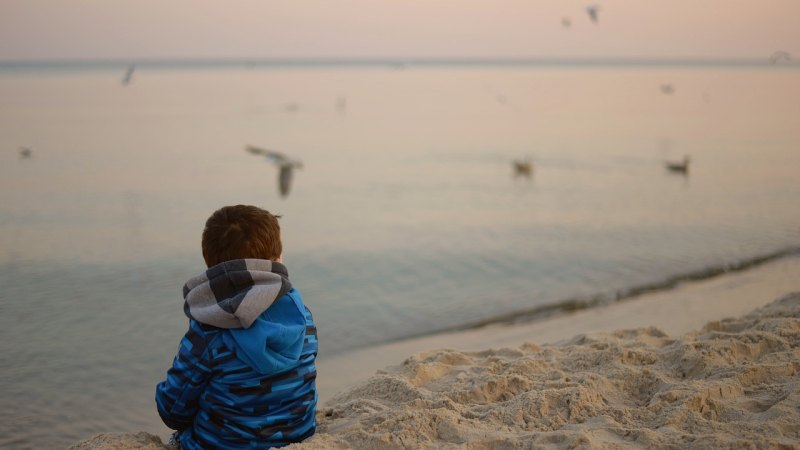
[512,160,533,177]
[246,145,303,197]
[19,146,32,158]
[660,84,675,95]
[562,17,572,28]
[586,4,601,23]
[769,51,791,65]
[122,65,135,85]
[664,155,690,174]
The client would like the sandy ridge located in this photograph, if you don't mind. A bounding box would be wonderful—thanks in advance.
[290,292,800,449]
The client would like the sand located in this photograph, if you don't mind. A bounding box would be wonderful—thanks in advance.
[290,292,800,449]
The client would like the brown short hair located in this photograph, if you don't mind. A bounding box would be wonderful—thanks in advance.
[202,205,282,267]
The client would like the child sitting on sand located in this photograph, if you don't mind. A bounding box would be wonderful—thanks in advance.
[156,205,318,449]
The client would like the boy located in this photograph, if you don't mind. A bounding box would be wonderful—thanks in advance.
[156,205,317,449]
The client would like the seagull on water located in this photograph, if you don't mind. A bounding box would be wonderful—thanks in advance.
[246,145,303,197]
[512,159,533,177]
[664,155,690,175]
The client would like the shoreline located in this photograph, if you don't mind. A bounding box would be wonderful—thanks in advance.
[316,253,800,404]
[358,246,800,343]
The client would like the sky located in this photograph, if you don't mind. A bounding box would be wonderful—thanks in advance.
[0,0,798,61]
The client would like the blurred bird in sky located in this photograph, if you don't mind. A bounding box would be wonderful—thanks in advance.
[586,5,601,23]
[769,51,791,65]
[122,65,135,85]
[19,146,32,159]
[246,145,303,198]
[561,17,572,28]
[660,84,675,95]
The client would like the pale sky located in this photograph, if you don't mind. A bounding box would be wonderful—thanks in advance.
[1,0,798,61]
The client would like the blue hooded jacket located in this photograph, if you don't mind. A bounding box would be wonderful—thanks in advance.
[156,259,317,449]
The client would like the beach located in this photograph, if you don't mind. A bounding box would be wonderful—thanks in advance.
[71,255,800,449]
[294,290,800,449]
[4,64,800,448]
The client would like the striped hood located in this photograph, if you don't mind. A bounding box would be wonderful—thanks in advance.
[183,259,292,329]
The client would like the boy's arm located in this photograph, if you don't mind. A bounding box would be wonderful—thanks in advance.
[155,321,213,431]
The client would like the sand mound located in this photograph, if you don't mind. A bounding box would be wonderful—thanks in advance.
[68,432,169,449]
[291,292,800,449]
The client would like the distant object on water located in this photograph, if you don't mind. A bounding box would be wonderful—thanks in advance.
[336,95,347,115]
[586,4,601,23]
[484,85,508,105]
[769,51,791,65]
[664,155,690,175]
[660,84,675,95]
[246,145,304,198]
[562,17,572,28]
[513,160,533,177]
[19,146,32,159]
[121,65,135,85]
[284,102,299,114]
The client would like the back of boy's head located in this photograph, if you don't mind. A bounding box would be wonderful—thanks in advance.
[202,205,282,267]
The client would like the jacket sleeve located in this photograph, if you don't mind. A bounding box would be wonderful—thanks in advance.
[155,321,213,430]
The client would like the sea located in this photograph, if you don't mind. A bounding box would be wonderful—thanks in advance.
[1,60,799,448]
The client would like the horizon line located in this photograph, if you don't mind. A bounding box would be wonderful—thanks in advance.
[1,56,797,70]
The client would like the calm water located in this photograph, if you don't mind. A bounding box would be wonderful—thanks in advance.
[1,64,799,448]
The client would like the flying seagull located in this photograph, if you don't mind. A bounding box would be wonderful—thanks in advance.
[586,4,601,23]
[122,65,135,85]
[664,155,690,175]
[246,145,303,197]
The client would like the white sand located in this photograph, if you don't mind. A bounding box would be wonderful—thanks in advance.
[292,291,800,449]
